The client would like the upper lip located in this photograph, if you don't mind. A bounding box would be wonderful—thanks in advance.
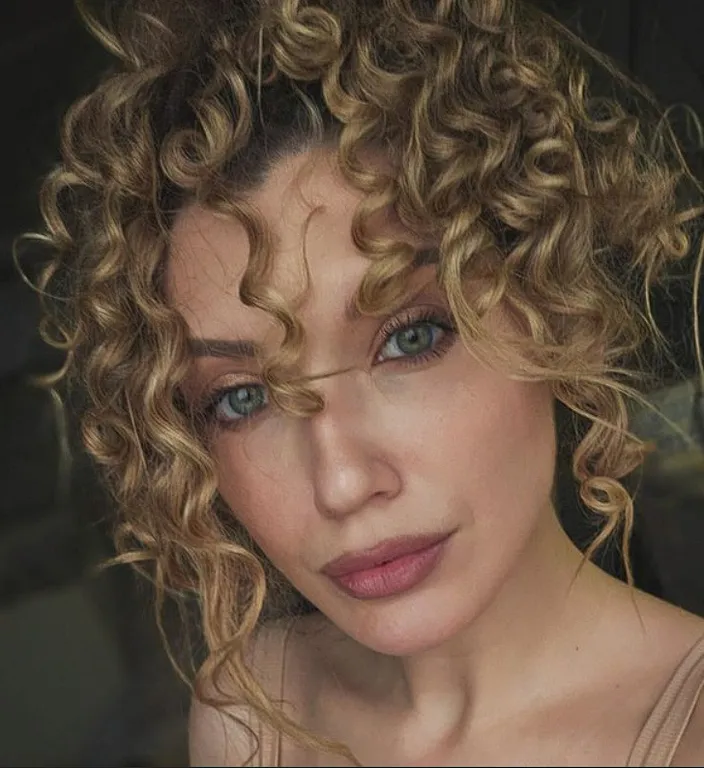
[321,532,452,577]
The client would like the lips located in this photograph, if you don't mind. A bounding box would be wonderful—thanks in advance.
[321,532,452,577]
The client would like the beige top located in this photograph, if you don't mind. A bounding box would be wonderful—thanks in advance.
[250,623,704,767]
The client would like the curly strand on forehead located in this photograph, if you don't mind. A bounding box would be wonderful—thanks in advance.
[25,0,704,761]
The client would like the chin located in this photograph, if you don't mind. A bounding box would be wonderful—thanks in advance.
[327,590,479,657]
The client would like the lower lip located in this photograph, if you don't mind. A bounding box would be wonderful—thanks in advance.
[328,539,448,600]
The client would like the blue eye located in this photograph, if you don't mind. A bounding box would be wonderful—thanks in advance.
[201,309,456,431]
[210,383,268,425]
[376,311,456,364]
[379,322,443,360]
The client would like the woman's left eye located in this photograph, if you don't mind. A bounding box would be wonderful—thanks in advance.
[376,313,456,363]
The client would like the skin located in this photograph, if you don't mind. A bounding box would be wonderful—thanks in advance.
[168,149,704,766]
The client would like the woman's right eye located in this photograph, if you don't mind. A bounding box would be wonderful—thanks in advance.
[207,383,269,427]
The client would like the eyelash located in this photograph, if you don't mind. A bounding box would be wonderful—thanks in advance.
[199,307,457,431]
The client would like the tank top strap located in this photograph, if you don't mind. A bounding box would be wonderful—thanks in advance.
[253,617,298,767]
[627,633,704,767]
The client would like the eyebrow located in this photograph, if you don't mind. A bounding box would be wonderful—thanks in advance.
[186,296,361,360]
[187,248,439,360]
[187,338,261,359]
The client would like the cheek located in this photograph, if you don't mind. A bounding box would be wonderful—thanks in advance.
[449,379,557,529]
[214,432,311,558]
[383,354,555,497]
[397,360,556,526]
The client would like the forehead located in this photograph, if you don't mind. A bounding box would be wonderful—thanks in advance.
[165,149,412,338]
[168,151,352,288]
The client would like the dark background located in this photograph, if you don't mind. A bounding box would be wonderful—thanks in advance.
[1,1,704,765]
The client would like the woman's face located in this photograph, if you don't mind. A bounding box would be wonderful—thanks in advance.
[167,150,558,655]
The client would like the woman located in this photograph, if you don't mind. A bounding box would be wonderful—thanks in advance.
[30,0,704,764]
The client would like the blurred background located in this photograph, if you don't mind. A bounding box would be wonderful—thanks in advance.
[1,0,703,765]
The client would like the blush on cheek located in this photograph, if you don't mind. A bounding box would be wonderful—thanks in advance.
[215,440,307,552]
[462,382,555,507]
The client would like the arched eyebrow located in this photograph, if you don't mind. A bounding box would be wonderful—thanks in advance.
[185,291,363,359]
[187,338,261,360]
[187,248,439,360]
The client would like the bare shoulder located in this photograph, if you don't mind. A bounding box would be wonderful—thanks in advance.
[660,612,704,767]
[627,590,704,765]
[189,617,309,767]
[189,691,256,767]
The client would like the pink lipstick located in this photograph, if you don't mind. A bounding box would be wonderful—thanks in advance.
[322,533,451,600]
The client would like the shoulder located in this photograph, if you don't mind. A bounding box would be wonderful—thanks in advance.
[627,594,704,766]
[189,693,255,767]
[665,631,704,766]
[188,617,304,767]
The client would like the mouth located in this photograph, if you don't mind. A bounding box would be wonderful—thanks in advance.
[321,532,453,600]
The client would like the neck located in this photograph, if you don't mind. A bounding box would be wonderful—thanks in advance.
[388,508,638,746]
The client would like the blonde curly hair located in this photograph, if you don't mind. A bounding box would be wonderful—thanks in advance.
[23,0,704,761]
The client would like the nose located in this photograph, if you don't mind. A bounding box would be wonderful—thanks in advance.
[303,370,402,520]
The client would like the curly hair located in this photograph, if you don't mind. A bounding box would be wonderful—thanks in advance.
[22,0,704,761]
